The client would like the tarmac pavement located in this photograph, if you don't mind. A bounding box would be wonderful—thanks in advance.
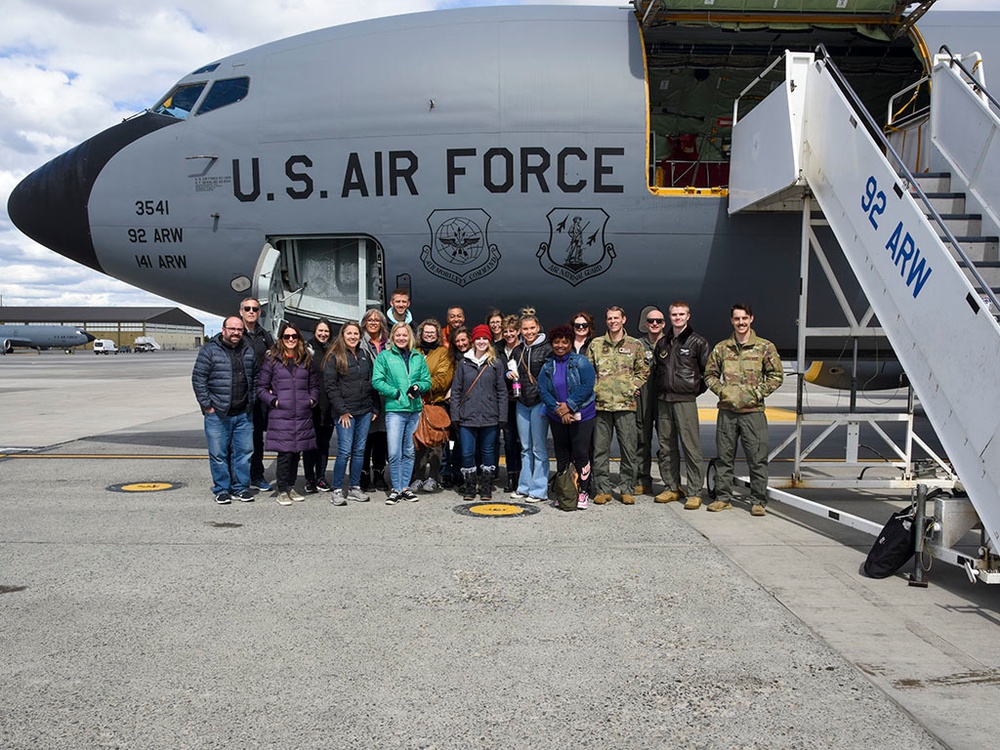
[1,351,997,748]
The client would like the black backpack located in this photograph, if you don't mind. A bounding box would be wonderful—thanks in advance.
[863,509,916,579]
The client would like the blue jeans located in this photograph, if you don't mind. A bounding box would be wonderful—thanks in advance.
[516,401,550,498]
[204,410,253,495]
[385,411,421,491]
[332,412,373,489]
[459,424,498,470]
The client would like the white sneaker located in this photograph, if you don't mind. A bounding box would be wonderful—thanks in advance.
[510,490,528,499]
[288,488,306,502]
[330,489,347,506]
[525,496,545,504]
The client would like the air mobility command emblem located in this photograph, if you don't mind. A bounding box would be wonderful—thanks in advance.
[537,207,615,286]
[421,208,501,287]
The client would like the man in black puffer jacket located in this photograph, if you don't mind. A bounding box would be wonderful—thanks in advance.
[650,301,710,510]
[192,316,259,504]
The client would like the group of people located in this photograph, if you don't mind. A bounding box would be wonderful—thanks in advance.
[192,290,783,514]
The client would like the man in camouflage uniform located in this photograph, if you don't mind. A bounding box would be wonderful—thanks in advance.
[588,306,650,505]
[703,303,783,516]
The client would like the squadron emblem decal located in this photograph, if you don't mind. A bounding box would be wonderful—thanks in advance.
[537,208,615,286]
[421,209,501,287]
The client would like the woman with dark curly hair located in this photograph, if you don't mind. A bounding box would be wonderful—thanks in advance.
[539,324,596,509]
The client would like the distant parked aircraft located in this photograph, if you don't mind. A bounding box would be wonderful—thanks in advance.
[0,325,95,354]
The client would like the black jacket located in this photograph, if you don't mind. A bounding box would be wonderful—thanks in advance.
[192,334,258,416]
[324,347,376,418]
[243,325,274,365]
[651,326,710,402]
[510,335,553,407]
[451,353,508,427]
[308,337,333,426]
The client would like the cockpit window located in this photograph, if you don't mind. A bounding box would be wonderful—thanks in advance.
[191,63,220,75]
[195,77,251,116]
[153,83,207,119]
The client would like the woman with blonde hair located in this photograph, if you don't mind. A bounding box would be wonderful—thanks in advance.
[371,322,431,504]
[451,324,508,501]
[508,308,553,502]
[256,321,319,505]
[323,320,376,505]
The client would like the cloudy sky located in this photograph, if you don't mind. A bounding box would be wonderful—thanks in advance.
[0,0,995,332]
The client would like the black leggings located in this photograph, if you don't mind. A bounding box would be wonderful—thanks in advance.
[275,451,301,491]
[303,410,334,482]
[364,431,388,473]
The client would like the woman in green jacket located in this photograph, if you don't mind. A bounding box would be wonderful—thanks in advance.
[372,322,431,504]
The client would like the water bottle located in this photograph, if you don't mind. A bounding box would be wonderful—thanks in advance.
[512,379,521,398]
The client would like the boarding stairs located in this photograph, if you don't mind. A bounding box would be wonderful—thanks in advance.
[728,50,1000,580]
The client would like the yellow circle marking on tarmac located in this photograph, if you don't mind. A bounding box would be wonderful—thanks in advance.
[119,482,176,492]
[469,503,525,517]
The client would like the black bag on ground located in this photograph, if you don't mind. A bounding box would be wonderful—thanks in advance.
[863,509,916,578]
[550,465,578,512]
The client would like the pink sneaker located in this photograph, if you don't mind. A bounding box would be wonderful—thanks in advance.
[577,492,589,510]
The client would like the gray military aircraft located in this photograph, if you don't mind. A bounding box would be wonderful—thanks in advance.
[1,325,95,354]
[5,1,981,385]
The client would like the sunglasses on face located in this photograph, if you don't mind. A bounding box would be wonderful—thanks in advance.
[282,333,299,340]
[242,305,260,312]
[646,317,665,324]
[573,323,589,329]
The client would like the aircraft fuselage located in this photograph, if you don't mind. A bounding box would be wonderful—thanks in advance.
[7,5,922,347]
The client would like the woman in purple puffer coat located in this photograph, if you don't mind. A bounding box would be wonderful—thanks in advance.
[256,322,319,505]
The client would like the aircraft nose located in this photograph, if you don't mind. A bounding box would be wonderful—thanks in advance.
[82,332,96,343]
[7,112,179,273]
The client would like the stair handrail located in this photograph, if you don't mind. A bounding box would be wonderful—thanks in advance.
[733,53,786,125]
[937,45,1000,115]
[815,44,1000,313]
